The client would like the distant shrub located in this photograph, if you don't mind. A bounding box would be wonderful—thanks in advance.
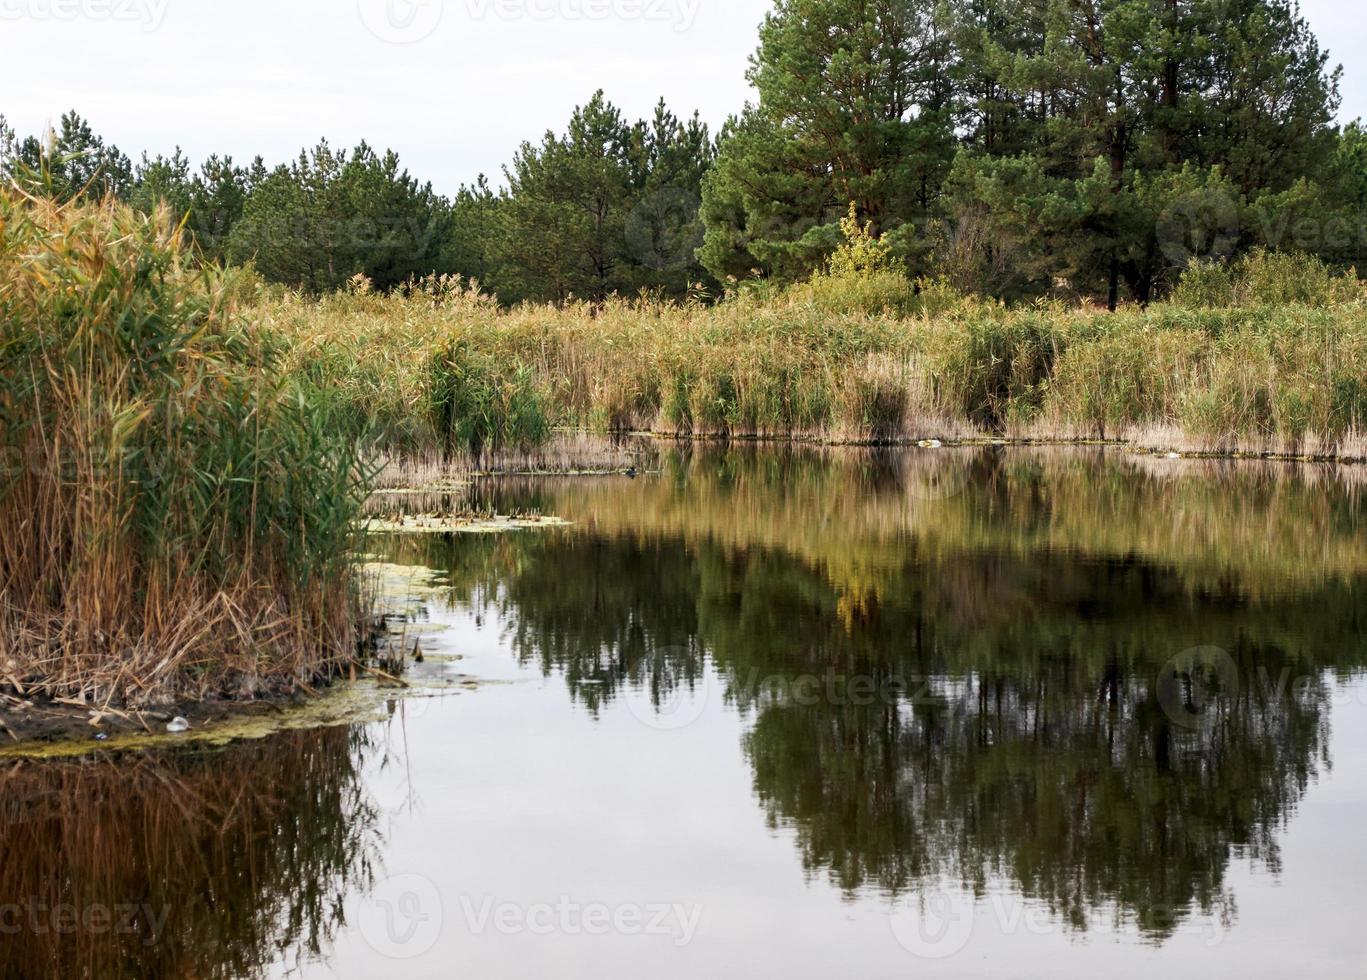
[1171,260,1236,309]
[790,204,923,316]
[1174,251,1362,309]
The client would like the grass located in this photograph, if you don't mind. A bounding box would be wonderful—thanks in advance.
[256,251,1367,466]
[0,191,371,705]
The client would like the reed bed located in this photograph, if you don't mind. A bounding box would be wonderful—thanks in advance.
[259,254,1367,464]
[0,193,370,705]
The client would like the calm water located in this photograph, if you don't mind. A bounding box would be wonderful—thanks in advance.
[5,447,1367,979]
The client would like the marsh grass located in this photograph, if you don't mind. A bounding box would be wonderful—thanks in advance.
[0,192,371,704]
[262,252,1367,464]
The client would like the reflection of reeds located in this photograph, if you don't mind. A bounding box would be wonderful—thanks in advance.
[0,193,369,703]
[0,727,377,980]
[469,445,1367,597]
[372,431,652,488]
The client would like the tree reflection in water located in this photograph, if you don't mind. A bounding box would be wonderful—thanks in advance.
[391,446,1365,940]
[9,446,1354,976]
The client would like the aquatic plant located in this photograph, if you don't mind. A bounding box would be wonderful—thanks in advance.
[0,191,371,703]
[256,253,1367,461]
[428,337,551,465]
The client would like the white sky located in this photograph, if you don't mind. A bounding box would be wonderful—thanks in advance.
[2,0,1363,195]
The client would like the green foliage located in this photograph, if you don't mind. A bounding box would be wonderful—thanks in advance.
[428,340,551,464]
[494,92,716,304]
[827,204,896,278]
[8,3,1355,312]
[795,269,923,318]
[697,0,1348,305]
[700,0,955,284]
[5,111,132,201]
[1173,250,1362,309]
[443,176,502,289]
[0,115,14,172]
[227,141,452,293]
[791,205,923,316]
[942,0,1342,306]
[127,151,252,262]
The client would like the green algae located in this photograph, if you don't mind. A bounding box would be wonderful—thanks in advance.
[362,515,573,534]
[0,678,497,760]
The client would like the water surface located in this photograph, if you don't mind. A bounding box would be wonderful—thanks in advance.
[5,447,1367,978]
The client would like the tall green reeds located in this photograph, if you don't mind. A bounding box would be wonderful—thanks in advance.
[429,337,551,465]
[246,250,1367,468]
[0,191,370,703]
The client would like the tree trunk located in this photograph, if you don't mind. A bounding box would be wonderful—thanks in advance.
[1163,0,1180,162]
[1108,250,1120,312]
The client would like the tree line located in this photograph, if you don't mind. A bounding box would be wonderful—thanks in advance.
[706,0,1366,307]
[0,95,713,301]
[4,0,1366,307]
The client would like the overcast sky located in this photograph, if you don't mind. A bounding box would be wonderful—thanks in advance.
[2,0,1363,195]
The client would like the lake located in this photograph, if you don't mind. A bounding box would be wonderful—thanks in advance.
[4,445,1367,979]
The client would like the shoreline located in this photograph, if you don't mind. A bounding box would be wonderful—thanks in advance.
[0,691,322,754]
[634,431,1367,466]
[414,430,1367,479]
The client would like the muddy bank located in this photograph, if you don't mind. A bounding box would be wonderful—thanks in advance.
[0,672,490,759]
[633,430,1367,466]
[0,692,317,749]
[0,558,494,755]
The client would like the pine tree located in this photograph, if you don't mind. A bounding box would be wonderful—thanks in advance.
[496,92,714,304]
[621,101,716,297]
[945,0,1342,306]
[446,175,503,289]
[130,149,194,221]
[12,111,132,201]
[700,0,957,284]
[188,156,250,261]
